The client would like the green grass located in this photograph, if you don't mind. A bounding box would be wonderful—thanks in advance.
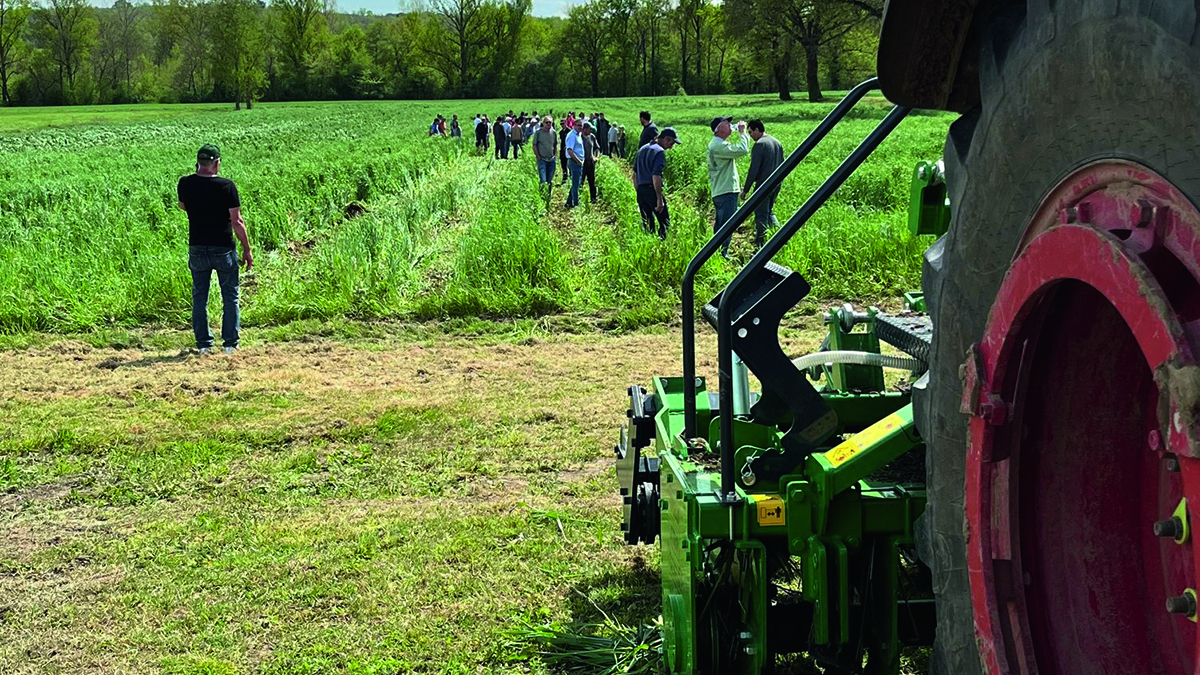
[0,95,952,335]
[0,324,932,674]
[0,95,947,673]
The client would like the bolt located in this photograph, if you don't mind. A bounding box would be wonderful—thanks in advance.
[1168,456,1182,473]
[744,645,757,656]
[918,166,928,180]
[1061,207,1078,224]
[738,631,753,640]
[1137,200,1157,228]
[1154,517,1184,539]
[980,394,1008,426]
[1077,202,1093,223]
[1166,593,1196,618]
[1149,429,1163,451]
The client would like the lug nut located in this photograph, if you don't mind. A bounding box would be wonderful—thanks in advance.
[1167,456,1182,473]
[1166,593,1196,617]
[1154,517,1184,539]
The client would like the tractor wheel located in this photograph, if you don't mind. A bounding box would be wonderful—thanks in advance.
[919,1,1200,673]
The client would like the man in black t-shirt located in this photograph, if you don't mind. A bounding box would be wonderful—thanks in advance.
[638,110,658,150]
[177,144,253,354]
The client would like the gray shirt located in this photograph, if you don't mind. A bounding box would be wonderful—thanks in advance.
[533,127,557,161]
[743,133,785,193]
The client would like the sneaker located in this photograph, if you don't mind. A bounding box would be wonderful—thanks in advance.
[223,346,238,355]
[198,347,212,355]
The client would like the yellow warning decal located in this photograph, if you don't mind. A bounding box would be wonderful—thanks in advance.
[755,495,786,526]
[824,412,905,467]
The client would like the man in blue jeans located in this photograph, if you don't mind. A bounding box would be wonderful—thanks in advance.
[177,144,254,354]
[533,116,558,188]
[564,119,585,209]
[706,116,751,258]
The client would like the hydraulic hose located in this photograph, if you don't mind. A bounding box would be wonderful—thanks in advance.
[791,350,923,372]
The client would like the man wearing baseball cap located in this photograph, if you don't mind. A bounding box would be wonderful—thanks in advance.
[176,144,253,355]
[634,127,680,238]
[706,116,751,258]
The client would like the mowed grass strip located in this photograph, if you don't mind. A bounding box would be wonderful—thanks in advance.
[1,326,840,675]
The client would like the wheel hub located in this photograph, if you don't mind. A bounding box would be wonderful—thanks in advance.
[965,161,1200,674]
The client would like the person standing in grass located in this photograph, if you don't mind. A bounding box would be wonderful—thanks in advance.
[492,116,506,159]
[581,121,601,204]
[634,127,680,239]
[707,116,750,258]
[477,115,490,150]
[510,118,524,159]
[565,119,586,209]
[596,113,610,156]
[607,122,619,159]
[559,118,572,186]
[638,110,658,149]
[177,144,252,355]
[741,119,784,248]
[533,116,558,188]
[450,114,462,139]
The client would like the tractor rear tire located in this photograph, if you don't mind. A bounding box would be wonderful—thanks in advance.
[918,1,1200,673]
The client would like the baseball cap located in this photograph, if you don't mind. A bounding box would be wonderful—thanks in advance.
[658,127,681,143]
[197,144,220,161]
[709,116,733,131]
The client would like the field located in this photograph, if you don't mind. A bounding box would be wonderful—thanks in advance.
[0,95,953,674]
[0,95,951,335]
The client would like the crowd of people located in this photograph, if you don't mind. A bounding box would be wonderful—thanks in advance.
[428,106,787,257]
[632,110,784,257]
[176,110,787,353]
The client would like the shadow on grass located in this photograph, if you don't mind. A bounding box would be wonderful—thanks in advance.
[96,352,193,370]
[564,554,662,628]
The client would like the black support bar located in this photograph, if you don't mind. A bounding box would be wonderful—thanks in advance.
[715,104,912,498]
[680,78,884,441]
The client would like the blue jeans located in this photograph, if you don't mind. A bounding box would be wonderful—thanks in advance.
[538,158,556,184]
[189,246,240,349]
[713,192,740,256]
[567,161,583,208]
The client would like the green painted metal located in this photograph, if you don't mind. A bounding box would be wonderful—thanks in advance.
[823,305,884,392]
[626,297,935,674]
[903,291,926,312]
[907,159,951,237]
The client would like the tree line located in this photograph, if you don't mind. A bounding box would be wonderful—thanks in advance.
[0,0,882,107]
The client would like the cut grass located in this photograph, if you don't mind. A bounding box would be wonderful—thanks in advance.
[0,319,930,674]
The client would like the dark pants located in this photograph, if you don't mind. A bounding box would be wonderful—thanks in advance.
[636,183,669,238]
[494,134,504,159]
[560,152,569,183]
[188,245,240,349]
[582,160,598,203]
[511,140,521,159]
[754,189,779,246]
[599,135,609,156]
[713,192,739,257]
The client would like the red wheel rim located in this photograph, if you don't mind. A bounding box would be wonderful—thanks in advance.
[965,161,1200,674]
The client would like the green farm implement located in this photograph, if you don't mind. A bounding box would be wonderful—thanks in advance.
[613,1,1200,673]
